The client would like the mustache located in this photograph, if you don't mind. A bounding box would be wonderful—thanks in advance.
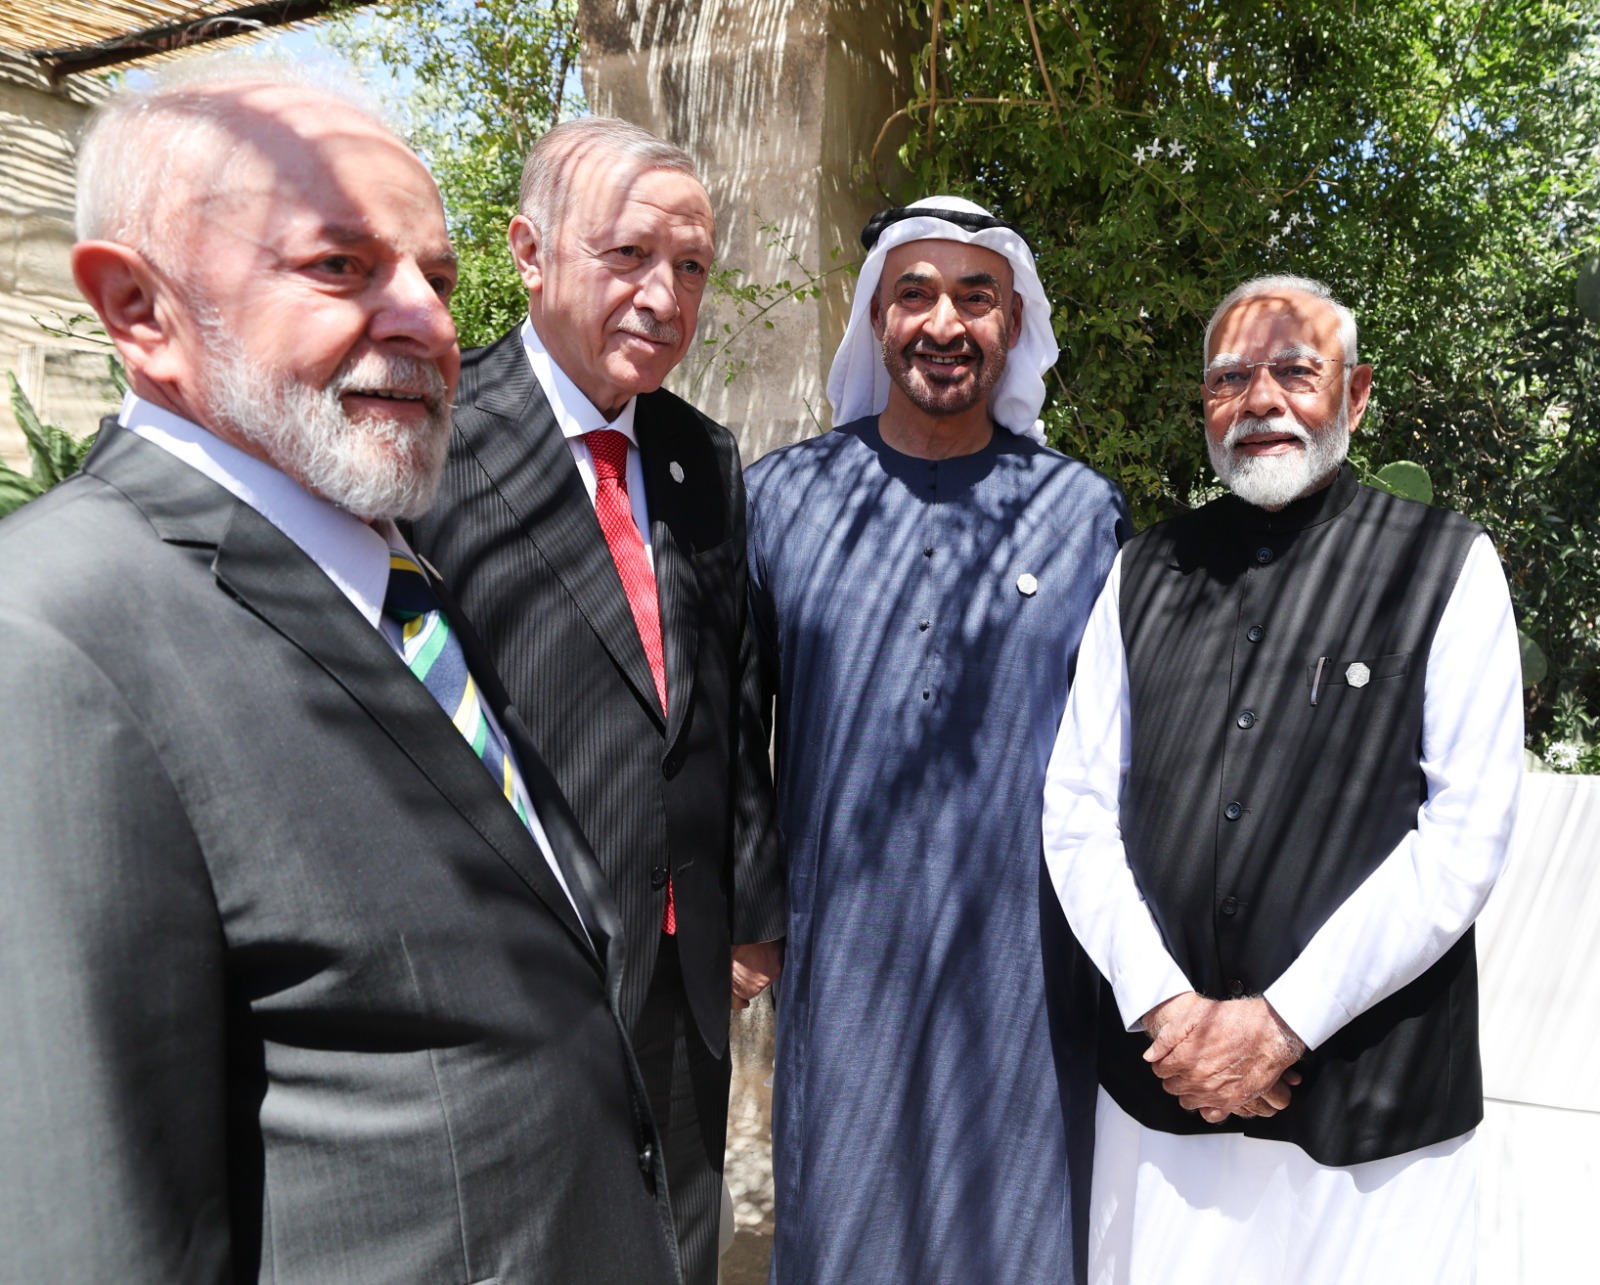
[1223,413,1311,449]
[617,310,682,346]
[330,352,451,415]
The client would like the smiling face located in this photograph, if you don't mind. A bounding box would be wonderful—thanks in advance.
[132,86,461,516]
[1203,289,1372,508]
[871,238,1022,425]
[511,149,714,419]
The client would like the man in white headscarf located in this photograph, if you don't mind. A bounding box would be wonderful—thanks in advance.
[745,197,1129,1285]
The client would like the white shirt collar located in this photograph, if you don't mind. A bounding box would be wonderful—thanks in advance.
[519,316,638,446]
[117,390,397,628]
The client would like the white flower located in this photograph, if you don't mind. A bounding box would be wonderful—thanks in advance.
[1546,741,1583,771]
[1286,211,1301,228]
[1181,157,1196,174]
[1132,145,1147,164]
[1266,233,1279,249]
[1167,139,1185,157]
[1267,209,1281,223]
[1139,306,1150,319]
[1304,213,1316,227]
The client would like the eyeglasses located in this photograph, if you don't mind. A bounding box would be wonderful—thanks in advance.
[1203,355,1354,400]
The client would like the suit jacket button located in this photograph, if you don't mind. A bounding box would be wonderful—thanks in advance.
[1236,710,1256,729]
[662,751,682,780]
[1255,546,1274,564]
[1220,897,1238,916]
[1247,624,1265,643]
[650,865,668,890]
[1224,801,1244,821]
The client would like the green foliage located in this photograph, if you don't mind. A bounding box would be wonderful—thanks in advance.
[894,0,1600,751]
[0,373,98,519]
[325,0,582,347]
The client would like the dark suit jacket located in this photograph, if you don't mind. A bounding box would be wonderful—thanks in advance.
[409,329,784,1056]
[0,427,679,1284]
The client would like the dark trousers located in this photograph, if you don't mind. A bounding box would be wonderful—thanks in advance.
[632,935,731,1285]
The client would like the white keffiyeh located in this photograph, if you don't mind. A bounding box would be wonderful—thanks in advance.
[826,195,1058,445]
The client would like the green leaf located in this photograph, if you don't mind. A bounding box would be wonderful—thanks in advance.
[1519,630,1549,688]
[6,371,90,487]
[1369,461,1434,505]
[0,465,44,519]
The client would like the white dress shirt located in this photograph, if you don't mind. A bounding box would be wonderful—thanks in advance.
[117,391,584,922]
[519,318,654,570]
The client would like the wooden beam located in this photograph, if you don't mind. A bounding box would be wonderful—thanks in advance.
[32,1,345,82]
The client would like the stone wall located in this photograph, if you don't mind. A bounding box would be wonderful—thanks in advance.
[578,0,918,464]
[0,57,114,470]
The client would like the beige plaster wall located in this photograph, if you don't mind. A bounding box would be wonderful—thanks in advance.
[0,59,115,471]
[578,0,917,464]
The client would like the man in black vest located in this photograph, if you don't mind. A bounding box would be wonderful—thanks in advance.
[1042,275,1523,1284]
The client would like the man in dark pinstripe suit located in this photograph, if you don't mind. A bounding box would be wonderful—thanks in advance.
[410,117,785,1285]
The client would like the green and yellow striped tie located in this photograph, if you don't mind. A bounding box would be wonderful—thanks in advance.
[382,549,530,829]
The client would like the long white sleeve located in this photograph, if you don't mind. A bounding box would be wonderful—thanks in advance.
[1263,533,1523,1048]
[1042,554,1191,1029]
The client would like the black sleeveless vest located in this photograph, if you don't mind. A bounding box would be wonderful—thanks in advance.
[1101,466,1484,1164]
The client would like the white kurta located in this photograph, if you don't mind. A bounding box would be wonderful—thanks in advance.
[1043,533,1524,1284]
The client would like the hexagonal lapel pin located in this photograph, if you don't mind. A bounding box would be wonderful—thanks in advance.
[1345,661,1371,688]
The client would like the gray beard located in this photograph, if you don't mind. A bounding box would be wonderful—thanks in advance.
[1209,401,1349,510]
[201,332,452,521]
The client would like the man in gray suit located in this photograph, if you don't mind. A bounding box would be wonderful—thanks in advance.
[0,62,678,1284]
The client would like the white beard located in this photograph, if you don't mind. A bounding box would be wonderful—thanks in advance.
[201,334,452,521]
[1209,400,1349,510]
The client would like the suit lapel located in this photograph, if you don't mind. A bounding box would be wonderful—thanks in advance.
[637,411,701,750]
[205,489,600,967]
[465,334,666,728]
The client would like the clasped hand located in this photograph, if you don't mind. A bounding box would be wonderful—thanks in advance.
[1140,992,1305,1124]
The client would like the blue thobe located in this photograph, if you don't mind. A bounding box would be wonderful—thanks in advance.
[746,416,1128,1285]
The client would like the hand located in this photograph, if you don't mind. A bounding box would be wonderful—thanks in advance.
[1230,1068,1303,1119]
[731,940,783,1010]
[1144,995,1305,1122]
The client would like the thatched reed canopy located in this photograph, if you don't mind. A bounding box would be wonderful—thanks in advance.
[2,2,344,82]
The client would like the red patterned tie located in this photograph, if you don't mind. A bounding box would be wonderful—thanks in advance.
[585,429,676,934]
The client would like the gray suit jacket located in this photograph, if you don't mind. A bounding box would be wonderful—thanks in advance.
[410,330,785,1057]
[0,427,679,1284]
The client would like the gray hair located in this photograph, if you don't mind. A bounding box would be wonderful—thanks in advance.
[75,55,394,261]
[517,116,701,239]
[1203,274,1359,367]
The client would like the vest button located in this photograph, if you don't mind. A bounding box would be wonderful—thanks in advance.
[1236,710,1256,729]
[1247,624,1265,643]
[650,865,668,889]
[1255,546,1273,564]
[1220,897,1238,916]
[1229,978,1246,996]
[1224,801,1244,821]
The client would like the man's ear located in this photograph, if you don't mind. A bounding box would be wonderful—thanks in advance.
[1345,363,1374,433]
[1008,292,1024,350]
[508,215,544,295]
[71,241,178,382]
[869,291,883,338]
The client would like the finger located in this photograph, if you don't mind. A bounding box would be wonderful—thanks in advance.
[731,993,750,1011]
[1199,1107,1229,1124]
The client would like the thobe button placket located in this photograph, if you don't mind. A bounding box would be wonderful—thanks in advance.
[1235,710,1257,729]
[1224,801,1244,821]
